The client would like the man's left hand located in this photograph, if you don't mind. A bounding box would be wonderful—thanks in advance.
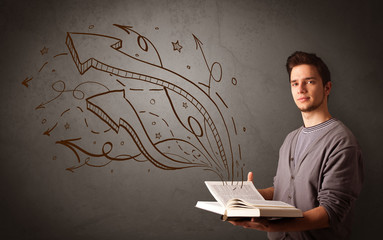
[229,218,273,232]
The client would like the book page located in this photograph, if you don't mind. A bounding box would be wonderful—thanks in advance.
[226,199,295,209]
[205,181,265,207]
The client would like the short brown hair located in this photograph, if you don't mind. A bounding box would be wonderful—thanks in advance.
[286,51,331,86]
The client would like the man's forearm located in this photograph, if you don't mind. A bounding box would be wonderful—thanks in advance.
[256,187,329,232]
[269,206,329,232]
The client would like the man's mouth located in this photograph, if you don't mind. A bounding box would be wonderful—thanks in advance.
[297,97,310,102]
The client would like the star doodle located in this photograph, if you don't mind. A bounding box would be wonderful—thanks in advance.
[40,46,49,55]
[64,123,70,130]
[182,102,188,109]
[172,40,183,53]
[155,133,162,139]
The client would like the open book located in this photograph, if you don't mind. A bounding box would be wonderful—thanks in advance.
[196,181,302,220]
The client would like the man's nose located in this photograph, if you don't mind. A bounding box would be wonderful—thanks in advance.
[298,83,307,93]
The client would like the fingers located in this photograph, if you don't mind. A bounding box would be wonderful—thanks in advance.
[247,172,253,182]
[228,220,249,227]
[228,218,271,231]
[244,219,270,230]
[251,218,270,228]
[243,222,266,229]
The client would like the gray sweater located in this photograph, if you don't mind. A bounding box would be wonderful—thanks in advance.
[268,119,364,240]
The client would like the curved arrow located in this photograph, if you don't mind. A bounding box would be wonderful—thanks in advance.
[86,89,208,170]
[43,122,58,136]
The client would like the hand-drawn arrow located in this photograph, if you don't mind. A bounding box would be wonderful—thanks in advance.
[43,122,58,136]
[193,34,223,96]
[193,35,210,72]
[35,80,66,110]
[86,89,209,170]
[22,77,33,88]
[66,29,235,180]
[57,138,142,172]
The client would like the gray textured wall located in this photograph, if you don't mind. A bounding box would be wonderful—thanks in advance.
[1,0,382,239]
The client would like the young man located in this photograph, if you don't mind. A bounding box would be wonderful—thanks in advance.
[230,51,364,239]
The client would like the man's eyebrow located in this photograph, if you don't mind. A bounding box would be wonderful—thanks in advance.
[290,77,316,82]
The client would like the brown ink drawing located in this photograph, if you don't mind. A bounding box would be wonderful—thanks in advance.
[25,24,244,182]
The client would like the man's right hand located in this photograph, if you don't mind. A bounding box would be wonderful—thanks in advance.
[247,171,274,200]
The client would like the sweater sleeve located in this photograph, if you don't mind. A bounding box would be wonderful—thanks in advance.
[318,140,364,231]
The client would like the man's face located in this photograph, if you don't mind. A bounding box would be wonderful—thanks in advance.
[290,64,331,113]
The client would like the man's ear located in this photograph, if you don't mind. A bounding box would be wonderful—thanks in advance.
[325,81,332,96]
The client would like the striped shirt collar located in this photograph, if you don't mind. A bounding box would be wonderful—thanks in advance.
[302,118,337,134]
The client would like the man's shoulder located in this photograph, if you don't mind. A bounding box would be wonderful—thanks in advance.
[285,126,303,139]
[326,120,360,146]
[280,127,302,146]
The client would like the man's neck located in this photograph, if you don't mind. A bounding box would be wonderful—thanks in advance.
[301,109,332,127]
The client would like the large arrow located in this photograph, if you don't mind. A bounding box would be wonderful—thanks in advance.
[66,30,234,180]
[86,89,207,170]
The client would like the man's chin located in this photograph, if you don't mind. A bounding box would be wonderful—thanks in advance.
[299,105,319,113]
[296,103,313,112]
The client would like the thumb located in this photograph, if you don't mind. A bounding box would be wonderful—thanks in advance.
[247,172,253,182]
